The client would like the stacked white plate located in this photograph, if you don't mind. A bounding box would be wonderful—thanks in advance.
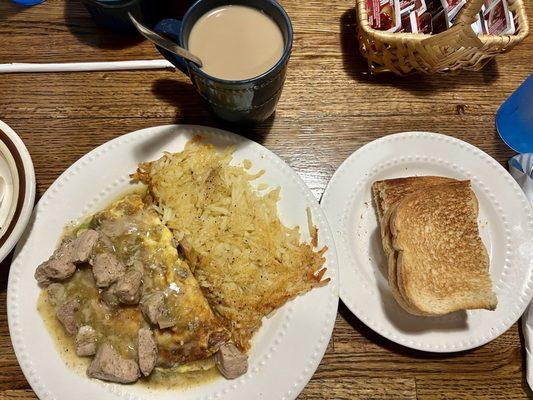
[0,120,35,263]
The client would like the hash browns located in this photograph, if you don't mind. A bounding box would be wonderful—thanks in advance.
[133,138,329,350]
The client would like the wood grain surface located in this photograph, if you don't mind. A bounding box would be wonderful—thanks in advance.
[0,0,531,399]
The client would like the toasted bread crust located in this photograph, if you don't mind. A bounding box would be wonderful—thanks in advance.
[373,177,456,220]
[381,203,429,315]
[391,181,497,314]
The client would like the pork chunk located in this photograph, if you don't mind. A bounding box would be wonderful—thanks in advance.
[100,283,119,308]
[34,264,53,287]
[87,343,140,384]
[71,229,99,263]
[46,283,66,306]
[215,343,248,379]
[91,253,125,288]
[34,239,76,287]
[35,258,76,285]
[137,328,157,376]
[140,292,166,326]
[115,270,143,305]
[75,325,97,356]
[54,238,74,259]
[56,298,80,335]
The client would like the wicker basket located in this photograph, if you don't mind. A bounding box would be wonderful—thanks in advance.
[356,0,529,74]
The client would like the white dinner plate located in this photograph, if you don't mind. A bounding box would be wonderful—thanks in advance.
[7,125,339,400]
[321,131,533,353]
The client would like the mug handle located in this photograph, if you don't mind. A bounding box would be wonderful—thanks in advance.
[153,19,189,75]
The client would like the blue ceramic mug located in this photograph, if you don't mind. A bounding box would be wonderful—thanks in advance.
[154,0,293,124]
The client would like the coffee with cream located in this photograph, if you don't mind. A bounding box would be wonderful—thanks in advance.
[188,5,285,81]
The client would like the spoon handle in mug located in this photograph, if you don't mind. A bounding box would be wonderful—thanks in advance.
[129,13,203,67]
[153,19,189,74]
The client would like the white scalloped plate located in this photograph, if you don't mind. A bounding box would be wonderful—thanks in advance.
[321,131,533,353]
[7,125,338,400]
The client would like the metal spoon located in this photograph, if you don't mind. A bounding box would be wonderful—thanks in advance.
[128,13,203,67]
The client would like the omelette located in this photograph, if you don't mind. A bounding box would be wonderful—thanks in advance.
[39,193,229,371]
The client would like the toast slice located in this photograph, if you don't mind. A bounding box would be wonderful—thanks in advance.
[381,204,428,315]
[372,177,457,225]
[390,181,497,315]
[372,177,457,314]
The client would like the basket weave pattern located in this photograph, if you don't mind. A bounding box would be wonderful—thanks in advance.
[356,0,529,74]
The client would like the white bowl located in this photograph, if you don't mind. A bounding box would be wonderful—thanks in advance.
[0,120,35,263]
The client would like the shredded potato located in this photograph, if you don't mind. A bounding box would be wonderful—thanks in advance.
[133,138,329,350]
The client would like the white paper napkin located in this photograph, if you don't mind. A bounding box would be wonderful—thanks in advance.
[512,154,533,390]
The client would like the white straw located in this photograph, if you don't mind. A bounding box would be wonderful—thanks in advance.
[0,60,175,73]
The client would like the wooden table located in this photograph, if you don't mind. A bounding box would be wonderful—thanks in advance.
[0,0,531,398]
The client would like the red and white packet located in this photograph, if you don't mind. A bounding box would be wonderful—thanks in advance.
[415,0,428,14]
[408,10,433,33]
[399,0,430,33]
[367,0,402,31]
[399,0,416,15]
[482,0,514,35]
[440,0,467,19]
[507,9,516,35]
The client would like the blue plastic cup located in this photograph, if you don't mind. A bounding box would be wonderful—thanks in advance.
[9,0,45,5]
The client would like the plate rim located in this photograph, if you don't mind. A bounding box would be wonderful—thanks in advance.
[0,120,35,263]
[7,124,339,399]
[322,130,533,353]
